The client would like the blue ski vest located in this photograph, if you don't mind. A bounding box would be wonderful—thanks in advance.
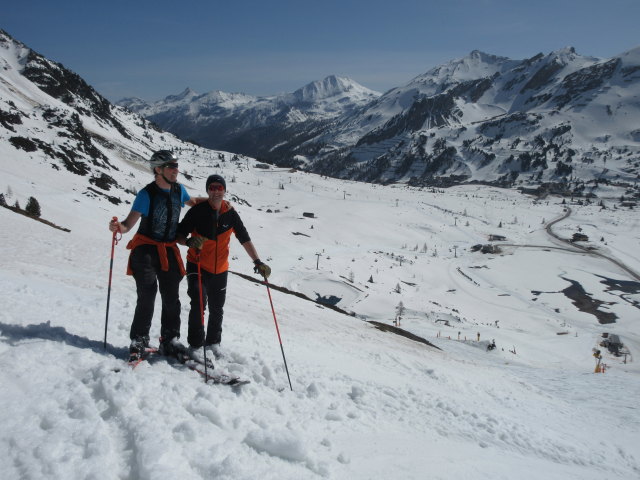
[136,182,183,242]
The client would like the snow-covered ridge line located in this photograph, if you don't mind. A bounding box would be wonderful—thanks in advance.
[123,44,640,192]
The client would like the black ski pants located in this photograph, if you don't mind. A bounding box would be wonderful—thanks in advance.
[129,245,183,342]
[186,261,228,348]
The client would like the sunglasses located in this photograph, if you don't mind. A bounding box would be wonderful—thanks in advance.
[163,162,179,169]
[208,184,225,192]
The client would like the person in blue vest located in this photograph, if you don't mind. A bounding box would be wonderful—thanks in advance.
[109,150,205,361]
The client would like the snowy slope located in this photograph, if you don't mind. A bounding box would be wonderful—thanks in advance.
[2,155,640,480]
[1,29,640,480]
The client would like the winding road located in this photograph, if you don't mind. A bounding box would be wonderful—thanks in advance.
[545,207,640,281]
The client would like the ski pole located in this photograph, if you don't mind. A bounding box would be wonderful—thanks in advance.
[196,254,209,381]
[104,216,121,351]
[262,276,293,391]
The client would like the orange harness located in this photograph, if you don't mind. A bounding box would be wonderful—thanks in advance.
[125,233,186,276]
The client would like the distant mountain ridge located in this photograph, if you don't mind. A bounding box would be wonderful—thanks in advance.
[3,24,639,196]
[117,75,381,159]
[123,46,640,193]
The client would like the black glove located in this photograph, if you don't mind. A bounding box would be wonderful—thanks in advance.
[253,260,271,279]
[186,236,205,250]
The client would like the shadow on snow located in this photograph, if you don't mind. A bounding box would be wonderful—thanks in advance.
[0,321,128,358]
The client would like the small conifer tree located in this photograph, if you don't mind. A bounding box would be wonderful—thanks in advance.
[26,196,42,217]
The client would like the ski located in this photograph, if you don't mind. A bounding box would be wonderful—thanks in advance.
[123,347,250,386]
[183,360,250,386]
[175,351,250,386]
[128,347,158,368]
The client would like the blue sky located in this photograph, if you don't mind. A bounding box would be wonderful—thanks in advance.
[4,0,639,101]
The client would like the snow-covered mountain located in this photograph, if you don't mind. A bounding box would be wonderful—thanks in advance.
[295,47,640,191]
[2,29,640,480]
[0,28,238,208]
[298,47,640,189]
[117,75,380,160]
[126,47,640,193]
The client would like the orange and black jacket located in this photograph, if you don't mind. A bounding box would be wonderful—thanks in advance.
[177,200,251,274]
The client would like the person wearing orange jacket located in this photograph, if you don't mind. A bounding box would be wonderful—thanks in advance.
[108,150,205,361]
[176,174,270,360]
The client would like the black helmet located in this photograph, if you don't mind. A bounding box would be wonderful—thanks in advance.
[149,150,177,171]
[206,174,226,191]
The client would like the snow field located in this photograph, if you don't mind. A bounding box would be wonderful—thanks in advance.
[1,145,640,478]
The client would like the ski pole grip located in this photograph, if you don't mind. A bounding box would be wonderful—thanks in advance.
[111,216,122,242]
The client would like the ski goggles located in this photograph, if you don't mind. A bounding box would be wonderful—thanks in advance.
[162,162,179,169]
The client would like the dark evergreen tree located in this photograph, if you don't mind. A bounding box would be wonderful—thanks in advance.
[25,196,41,217]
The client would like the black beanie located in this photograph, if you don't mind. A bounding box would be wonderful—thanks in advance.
[206,174,226,190]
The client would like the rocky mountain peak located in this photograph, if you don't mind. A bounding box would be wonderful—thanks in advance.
[291,75,379,103]
[163,87,198,103]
